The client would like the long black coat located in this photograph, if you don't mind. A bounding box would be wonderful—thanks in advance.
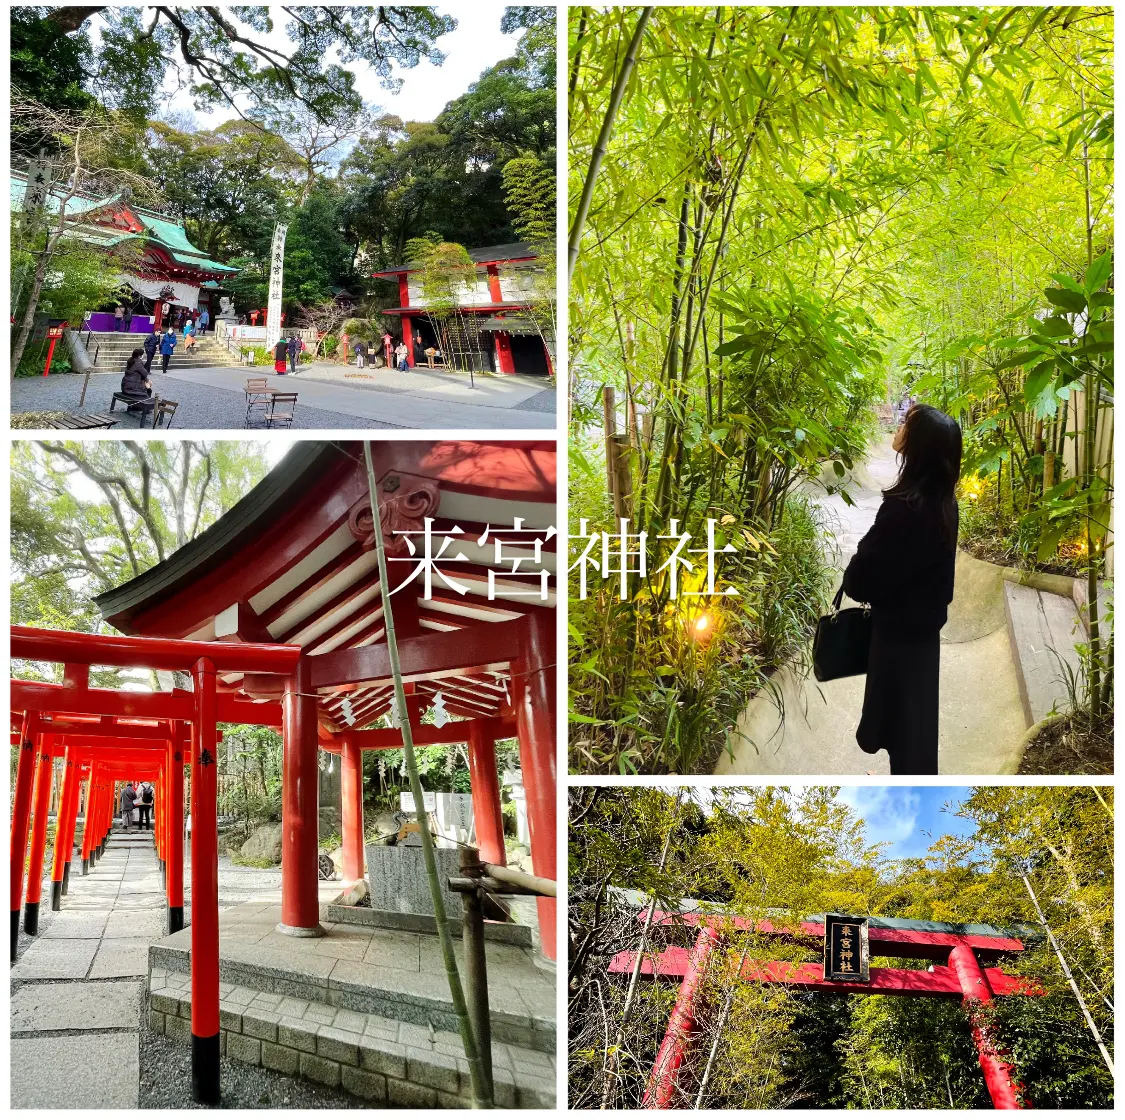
[841,493,957,774]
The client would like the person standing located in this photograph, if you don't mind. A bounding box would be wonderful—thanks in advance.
[287,334,300,373]
[841,404,962,775]
[159,326,177,373]
[273,337,289,373]
[183,317,196,351]
[114,303,125,332]
[395,340,409,371]
[122,304,133,333]
[138,782,154,830]
[382,329,393,369]
[120,782,137,832]
[355,338,368,369]
[143,329,159,373]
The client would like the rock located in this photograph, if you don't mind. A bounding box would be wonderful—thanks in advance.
[240,822,283,863]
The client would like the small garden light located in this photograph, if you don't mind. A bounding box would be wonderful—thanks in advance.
[689,612,714,641]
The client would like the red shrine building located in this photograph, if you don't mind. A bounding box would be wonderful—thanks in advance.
[10,440,557,1104]
[372,242,555,376]
[11,168,237,331]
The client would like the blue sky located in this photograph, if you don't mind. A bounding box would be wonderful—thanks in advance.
[834,786,978,859]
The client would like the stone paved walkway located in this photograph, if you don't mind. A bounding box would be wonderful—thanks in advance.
[716,436,1026,775]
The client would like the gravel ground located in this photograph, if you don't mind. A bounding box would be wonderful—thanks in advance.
[512,387,558,413]
[11,372,398,430]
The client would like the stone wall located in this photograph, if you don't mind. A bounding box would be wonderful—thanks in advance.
[148,968,553,1109]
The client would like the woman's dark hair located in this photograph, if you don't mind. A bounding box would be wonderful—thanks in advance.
[885,404,962,545]
[130,347,144,360]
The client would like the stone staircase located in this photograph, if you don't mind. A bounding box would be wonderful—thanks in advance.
[1002,573,1112,727]
[80,331,242,373]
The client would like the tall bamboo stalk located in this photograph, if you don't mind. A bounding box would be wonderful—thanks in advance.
[362,442,490,1107]
[568,7,654,282]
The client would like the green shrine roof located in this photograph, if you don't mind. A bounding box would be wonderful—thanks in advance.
[11,170,237,276]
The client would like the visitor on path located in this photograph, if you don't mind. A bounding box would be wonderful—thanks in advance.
[841,404,961,775]
[114,304,125,332]
[382,330,393,368]
[138,781,154,830]
[122,305,133,333]
[183,319,196,350]
[355,338,369,368]
[120,782,137,831]
[143,330,159,373]
[159,327,177,373]
[198,307,210,333]
[273,337,289,373]
[395,340,409,371]
[424,346,438,368]
[287,334,300,373]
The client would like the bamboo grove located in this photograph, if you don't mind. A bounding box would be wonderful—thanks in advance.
[567,786,1114,1109]
[567,7,1113,774]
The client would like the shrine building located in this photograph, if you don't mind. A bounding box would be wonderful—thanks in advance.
[372,242,554,376]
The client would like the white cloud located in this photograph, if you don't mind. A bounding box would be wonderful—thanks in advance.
[835,786,921,849]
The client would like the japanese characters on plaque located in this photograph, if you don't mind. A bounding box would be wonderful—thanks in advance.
[823,914,870,982]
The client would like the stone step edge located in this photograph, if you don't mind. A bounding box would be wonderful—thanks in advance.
[148,942,555,1053]
[149,974,553,1109]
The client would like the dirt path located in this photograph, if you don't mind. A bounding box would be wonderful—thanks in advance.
[716,437,1026,775]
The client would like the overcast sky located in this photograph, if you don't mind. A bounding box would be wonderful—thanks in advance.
[87,4,522,129]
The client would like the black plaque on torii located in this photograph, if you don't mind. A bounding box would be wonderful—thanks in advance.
[823,914,870,982]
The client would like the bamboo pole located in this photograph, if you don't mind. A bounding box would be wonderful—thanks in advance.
[1021,872,1114,1077]
[362,442,490,1108]
[567,7,654,282]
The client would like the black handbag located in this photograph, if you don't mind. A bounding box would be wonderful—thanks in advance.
[812,587,872,682]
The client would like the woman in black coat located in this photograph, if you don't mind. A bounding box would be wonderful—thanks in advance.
[121,349,152,398]
[841,404,962,774]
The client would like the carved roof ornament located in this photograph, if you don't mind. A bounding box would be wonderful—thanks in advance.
[347,472,441,557]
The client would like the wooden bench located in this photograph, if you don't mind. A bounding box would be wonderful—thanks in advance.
[110,391,157,420]
[48,412,119,430]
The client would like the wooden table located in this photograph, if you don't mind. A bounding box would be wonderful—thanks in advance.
[48,412,119,429]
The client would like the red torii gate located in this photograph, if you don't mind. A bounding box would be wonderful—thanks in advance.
[610,907,1046,1110]
[11,632,296,1105]
[10,439,558,1105]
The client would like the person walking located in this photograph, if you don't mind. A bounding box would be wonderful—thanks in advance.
[841,404,962,775]
[273,337,289,373]
[198,307,210,334]
[159,326,177,373]
[395,339,409,371]
[120,782,137,832]
[143,329,159,373]
[287,334,300,373]
[114,303,125,332]
[138,782,154,830]
[183,317,196,351]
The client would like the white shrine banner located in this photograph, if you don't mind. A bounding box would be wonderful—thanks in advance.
[265,222,288,352]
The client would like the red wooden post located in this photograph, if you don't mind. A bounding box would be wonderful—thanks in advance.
[81,764,101,873]
[643,924,723,1109]
[949,942,1026,1109]
[10,715,39,959]
[494,331,515,374]
[167,731,186,933]
[23,744,55,934]
[49,750,78,910]
[59,753,84,896]
[512,613,557,959]
[42,322,66,376]
[467,720,506,866]
[340,734,365,885]
[191,657,221,1104]
[280,657,322,934]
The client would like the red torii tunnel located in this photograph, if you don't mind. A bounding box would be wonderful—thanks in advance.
[10,439,558,1105]
[609,905,1046,1111]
